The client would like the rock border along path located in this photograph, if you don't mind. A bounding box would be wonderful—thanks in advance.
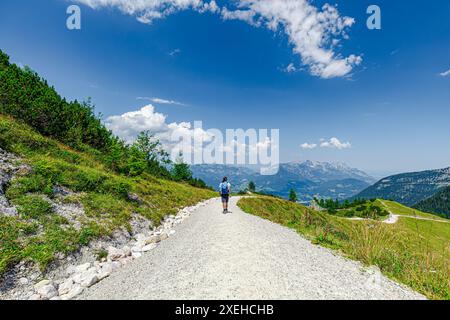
[17,199,215,300]
[78,197,424,300]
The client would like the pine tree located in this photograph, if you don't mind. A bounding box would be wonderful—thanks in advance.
[248,181,256,192]
[171,152,193,182]
[289,188,298,202]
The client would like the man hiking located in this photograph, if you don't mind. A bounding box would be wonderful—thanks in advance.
[219,177,231,214]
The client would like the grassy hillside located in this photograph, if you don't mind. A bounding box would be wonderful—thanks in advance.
[315,198,390,220]
[413,187,450,218]
[238,196,450,300]
[0,115,216,275]
[381,200,448,221]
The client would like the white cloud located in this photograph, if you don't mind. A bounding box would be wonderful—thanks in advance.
[105,105,169,143]
[105,105,213,160]
[320,137,351,149]
[169,48,181,56]
[439,69,450,77]
[104,105,278,164]
[284,63,297,73]
[137,96,186,106]
[301,137,351,150]
[222,1,361,78]
[74,0,361,78]
[300,142,317,149]
[75,0,214,24]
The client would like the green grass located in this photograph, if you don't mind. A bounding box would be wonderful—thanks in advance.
[0,115,216,274]
[238,196,450,300]
[330,200,390,220]
[380,200,448,221]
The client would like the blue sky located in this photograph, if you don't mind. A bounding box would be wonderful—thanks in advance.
[0,0,449,177]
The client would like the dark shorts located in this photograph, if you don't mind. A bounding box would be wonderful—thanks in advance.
[221,194,230,203]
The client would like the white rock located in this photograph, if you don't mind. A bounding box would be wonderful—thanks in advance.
[160,233,169,241]
[66,265,77,275]
[122,246,132,257]
[97,263,113,280]
[131,245,143,253]
[34,279,51,289]
[111,261,121,271]
[142,244,157,252]
[72,273,83,284]
[35,283,58,299]
[101,262,113,274]
[50,296,61,301]
[80,271,99,288]
[119,257,133,265]
[107,246,125,261]
[87,266,97,273]
[135,233,147,242]
[132,252,142,259]
[75,262,92,273]
[61,285,84,300]
[29,294,41,300]
[58,279,74,296]
[19,277,29,285]
[145,236,159,245]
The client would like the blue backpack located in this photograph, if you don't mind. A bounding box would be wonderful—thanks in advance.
[220,182,229,195]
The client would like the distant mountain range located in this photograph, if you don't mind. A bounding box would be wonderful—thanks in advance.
[354,167,450,206]
[191,161,376,202]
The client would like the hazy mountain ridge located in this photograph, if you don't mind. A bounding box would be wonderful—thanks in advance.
[354,167,450,206]
[191,161,376,201]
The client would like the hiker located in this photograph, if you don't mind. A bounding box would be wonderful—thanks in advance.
[219,176,231,214]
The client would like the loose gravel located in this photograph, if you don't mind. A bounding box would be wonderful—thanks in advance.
[79,197,425,300]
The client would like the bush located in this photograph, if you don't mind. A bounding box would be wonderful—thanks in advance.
[13,195,53,220]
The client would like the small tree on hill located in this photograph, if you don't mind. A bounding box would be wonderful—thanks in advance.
[289,188,298,202]
[248,181,256,192]
[171,152,193,182]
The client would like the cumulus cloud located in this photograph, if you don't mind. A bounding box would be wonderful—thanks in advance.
[222,1,361,78]
[300,142,317,150]
[301,137,351,150]
[105,104,171,143]
[74,0,361,78]
[320,137,351,149]
[75,0,218,24]
[105,105,278,166]
[105,105,215,162]
[439,69,450,77]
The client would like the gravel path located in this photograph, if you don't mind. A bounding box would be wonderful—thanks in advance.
[79,197,424,300]
[379,200,449,224]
